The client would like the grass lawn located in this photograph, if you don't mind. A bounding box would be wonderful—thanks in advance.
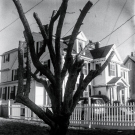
[0,118,135,135]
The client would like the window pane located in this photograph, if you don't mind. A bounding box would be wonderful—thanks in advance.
[109,63,116,76]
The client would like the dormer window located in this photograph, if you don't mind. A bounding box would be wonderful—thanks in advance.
[78,41,85,55]
[3,54,10,63]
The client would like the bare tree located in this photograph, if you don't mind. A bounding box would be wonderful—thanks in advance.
[13,0,114,135]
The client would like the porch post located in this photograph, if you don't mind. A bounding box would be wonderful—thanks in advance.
[8,100,10,118]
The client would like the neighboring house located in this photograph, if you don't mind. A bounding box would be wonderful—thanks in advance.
[0,31,130,117]
[90,45,130,104]
[124,52,135,98]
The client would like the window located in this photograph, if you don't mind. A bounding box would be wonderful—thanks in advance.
[78,41,85,55]
[10,86,16,100]
[127,62,132,70]
[40,60,50,76]
[36,41,44,54]
[21,108,25,116]
[121,71,125,78]
[24,47,27,58]
[12,69,18,81]
[78,41,83,53]
[3,54,10,63]
[7,87,10,99]
[95,63,101,75]
[109,63,116,76]
[96,63,101,70]
[81,63,87,75]
[88,63,90,71]
[121,90,125,104]
[2,87,7,100]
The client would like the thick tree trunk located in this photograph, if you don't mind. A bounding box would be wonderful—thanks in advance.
[48,114,70,135]
[49,123,69,135]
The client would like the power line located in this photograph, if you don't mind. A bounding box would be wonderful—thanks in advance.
[115,32,135,49]
[106,0,127,45]
[99,15,135,42]
[0,0,44,33]
[62,0,100,37]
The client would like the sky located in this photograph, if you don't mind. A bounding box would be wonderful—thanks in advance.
[0,0,135,60]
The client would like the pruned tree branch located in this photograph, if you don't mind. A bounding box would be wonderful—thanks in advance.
[13,0,56,86]
[71,51,115,111]
[61,1,93,81]
[54,0,69,113]
[24,45,31,97]
[63,56,84,112]
[33,13,56,65]
[16,42,24,97]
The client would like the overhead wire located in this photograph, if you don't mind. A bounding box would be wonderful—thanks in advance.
[0,0,44,33]
[99,15,135,42]
[62,0,100,38]
[106,0,127,46]
[115,32,135,49]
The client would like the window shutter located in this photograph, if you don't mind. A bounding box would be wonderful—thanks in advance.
[13,86,16,100]
[108,63,111,76]
[5,87,7,100]
[89,85,91,96]
[88,63,90,71]
[12,70,14,81]
[0,88,1,98]
[8,87,10,99]
[7,54,10,62]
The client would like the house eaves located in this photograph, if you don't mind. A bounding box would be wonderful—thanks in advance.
[1,48,18,56]
[0,68,10,72]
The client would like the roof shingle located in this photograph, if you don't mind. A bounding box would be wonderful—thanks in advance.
[90,45,113,59]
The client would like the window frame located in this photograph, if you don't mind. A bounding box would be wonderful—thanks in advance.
[109,63,116,76]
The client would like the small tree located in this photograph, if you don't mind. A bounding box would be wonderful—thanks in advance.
[13,0,114,135]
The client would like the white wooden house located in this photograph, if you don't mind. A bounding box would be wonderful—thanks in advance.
[0,31,130,117]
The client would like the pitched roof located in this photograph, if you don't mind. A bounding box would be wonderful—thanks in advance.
[107,77,121,84]
[124,55,135,64]
[62,31,81,41]
[128,56,135,62]
[121,64,129,70]
[1,48,18,56]
[90,44,113,59]
[62,35,71,40]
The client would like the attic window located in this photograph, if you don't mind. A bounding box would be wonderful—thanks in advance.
[78,41,85,55]
[3,54,10,63]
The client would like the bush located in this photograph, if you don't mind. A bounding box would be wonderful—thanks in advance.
[113,100,120,106]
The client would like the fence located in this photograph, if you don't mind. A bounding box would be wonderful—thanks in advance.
[70,103,135,129]
[8,104,51,122]
[8,103,135,130]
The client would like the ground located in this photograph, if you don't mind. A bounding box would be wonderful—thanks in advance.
[0,118,135,135]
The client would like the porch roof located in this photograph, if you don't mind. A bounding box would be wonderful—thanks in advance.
[107,77,121,84]
[107,77,129,87]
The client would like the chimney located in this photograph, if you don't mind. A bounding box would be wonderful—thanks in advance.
[131,52,135,57]
[95,42,100,49]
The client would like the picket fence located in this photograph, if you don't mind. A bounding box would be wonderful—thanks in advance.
[8,103,135,130]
